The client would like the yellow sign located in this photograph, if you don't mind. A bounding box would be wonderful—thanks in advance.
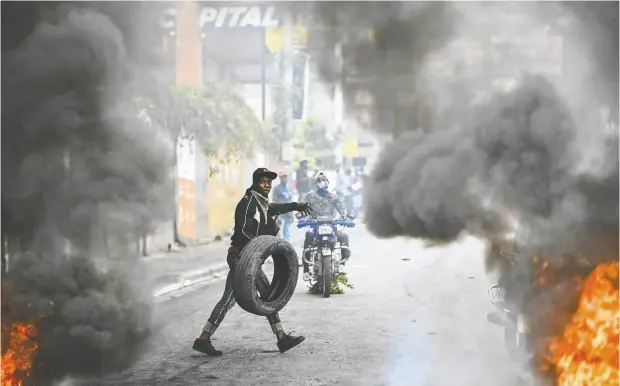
[367,28,375,43]
[265,26,308,54]
[342,138,359,157]
[206,157,245,235]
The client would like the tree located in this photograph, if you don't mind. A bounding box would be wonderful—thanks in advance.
[132,72,268,247]
[133,72,264,160]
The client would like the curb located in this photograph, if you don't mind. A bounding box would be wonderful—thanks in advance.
[143,239,226,262]
[152,262,230,298]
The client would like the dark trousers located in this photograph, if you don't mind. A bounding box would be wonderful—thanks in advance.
[203,249,282,335]
[302,231,350,273]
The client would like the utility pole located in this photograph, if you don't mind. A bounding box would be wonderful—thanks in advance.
[281,10,294,163]
[173,0,201,247]
[334,41,345,167]
[2,235,8,277]
[63,148,73,257]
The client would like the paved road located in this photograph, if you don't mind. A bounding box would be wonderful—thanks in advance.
[70,227,525,386]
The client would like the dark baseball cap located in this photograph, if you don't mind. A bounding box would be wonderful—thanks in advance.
[252,168,278,183]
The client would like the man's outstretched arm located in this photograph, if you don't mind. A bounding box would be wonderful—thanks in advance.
[269,202,313,217]
[268,202,299,216]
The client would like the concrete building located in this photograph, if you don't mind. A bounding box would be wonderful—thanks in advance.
[156,2,287,242]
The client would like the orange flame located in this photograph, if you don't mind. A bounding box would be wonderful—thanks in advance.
[1,323,38,386]
[546,261,619,386]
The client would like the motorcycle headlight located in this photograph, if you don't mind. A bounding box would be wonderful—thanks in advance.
[318,225,333,235]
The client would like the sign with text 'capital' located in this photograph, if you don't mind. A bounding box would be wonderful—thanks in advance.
[159,5,281,30]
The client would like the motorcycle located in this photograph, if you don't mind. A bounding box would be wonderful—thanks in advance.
[486,251,531,362]
[296,214,356,298]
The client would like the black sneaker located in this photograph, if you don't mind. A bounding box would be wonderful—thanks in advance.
[277,334,305,353]
[192,338,223,356]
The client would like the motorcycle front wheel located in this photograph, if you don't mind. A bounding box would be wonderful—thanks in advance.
[322,255,332,298]
[504,326,530,361]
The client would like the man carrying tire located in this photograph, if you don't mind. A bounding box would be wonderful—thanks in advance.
[193,168,312,356]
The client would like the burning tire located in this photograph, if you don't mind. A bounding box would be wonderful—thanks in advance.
[232,236,299,317]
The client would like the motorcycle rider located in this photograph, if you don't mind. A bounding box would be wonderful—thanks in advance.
[301,173,350,281]
[295,160,311,201]
[193,168,312,356]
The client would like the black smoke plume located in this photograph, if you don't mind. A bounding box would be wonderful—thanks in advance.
[307,2,618,379]
[2,2,172,382]
[305,2,457,135]
[307,0,618,261]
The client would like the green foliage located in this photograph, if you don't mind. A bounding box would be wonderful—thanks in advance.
[308,273,354,295]
[293,116,341,162]
[132,78,265,161]
[171,84,263,157]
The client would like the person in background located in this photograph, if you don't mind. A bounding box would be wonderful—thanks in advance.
[274,171,294,241]
[352,168,364,216]
[311,159,322,181]
[343,168,354,214]
[335,165,348,201]
[296,160,311,201]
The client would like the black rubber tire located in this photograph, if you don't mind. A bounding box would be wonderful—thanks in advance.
[233,236,299,316]
[322,256,331,298]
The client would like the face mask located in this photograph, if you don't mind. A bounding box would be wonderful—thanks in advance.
[316,181,328,190]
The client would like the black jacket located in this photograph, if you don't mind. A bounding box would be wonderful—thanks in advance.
[230,189,300,249]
